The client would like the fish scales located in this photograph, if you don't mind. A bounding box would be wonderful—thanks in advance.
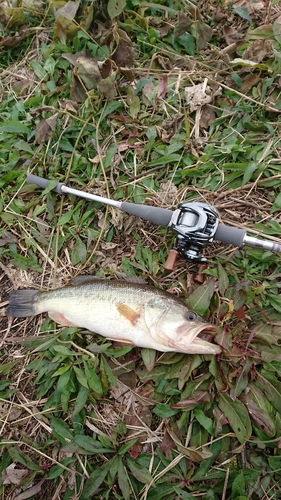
[6,278,221,355]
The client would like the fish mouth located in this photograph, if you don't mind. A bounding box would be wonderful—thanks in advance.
[197,325,217,342]
[176,323,221,355]
[193,325,221,354]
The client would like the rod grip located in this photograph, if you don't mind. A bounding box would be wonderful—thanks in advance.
[121,201,173,226]
[215,224,246,247]
[26,174,65,194]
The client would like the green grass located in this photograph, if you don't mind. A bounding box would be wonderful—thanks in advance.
[1,0,281,499]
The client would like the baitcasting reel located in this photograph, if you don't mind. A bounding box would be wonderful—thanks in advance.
[168,202,219,263]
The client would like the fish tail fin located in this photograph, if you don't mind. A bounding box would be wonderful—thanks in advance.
[6,290,38,317]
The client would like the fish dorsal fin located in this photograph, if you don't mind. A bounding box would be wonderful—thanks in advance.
[69,275,104,286]
[115,272,147,285]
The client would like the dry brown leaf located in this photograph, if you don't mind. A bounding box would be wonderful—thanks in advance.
[75,57,102,90]
[70,75,86,102]
[200,105,216,129]
[55,0,79,20]
[112,38,135,67]
[174,11,193,39]
[2,463,28,485]
[0,230,18,246]
[0,33,25,47]
[157,112,184,143]
[223,26,241,45]
[185,83,212,112]
[97,72,117,100]
[241,73,260,93]
[232,0,265,12]
[35,113,58,144]
[142,81,157,105]
[242,39,274,63]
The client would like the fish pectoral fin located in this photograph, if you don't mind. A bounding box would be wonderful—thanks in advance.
[116,302,140,326]
[49,311,78,327]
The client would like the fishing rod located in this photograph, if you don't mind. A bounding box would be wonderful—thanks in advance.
[26,174,281,270]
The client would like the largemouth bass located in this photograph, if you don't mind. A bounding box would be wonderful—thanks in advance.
[6,277,221,355]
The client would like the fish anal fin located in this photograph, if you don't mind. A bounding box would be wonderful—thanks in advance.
[107,337,134,345]
[116,302,140,326]
[49,311,78,327]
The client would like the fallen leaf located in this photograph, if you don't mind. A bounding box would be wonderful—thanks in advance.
[174,11,192,39]
[242,39,274,63]
[142,81,157,105]
[35,113,58,143]
[0,230,18,246]
[157,112,184,143]
[13,477,46,500]
[2,463,28,485]
[199,105,216,129]
[232,0,265,13]
[54,1,80,43]
[185,83,212,112]
[55,0,79,20]
[70,75,86,102]
[223,26,241,45]
[75,56,102,90]
[97,72,117,100]
[157,75,168,99]
[0,6,26,27]
[241,73,260,93]
[112,39,135,67]
[0,32,26,47]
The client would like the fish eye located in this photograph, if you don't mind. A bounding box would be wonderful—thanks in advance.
[186,311,197,321]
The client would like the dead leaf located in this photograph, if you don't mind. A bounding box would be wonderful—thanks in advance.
[174,11,192,39]
[157,112,184,143]
[23,0,45,10]
[70,75,86,102]
[97,72,117,100]
[75,56,102,90]
[142,81,157,105]
[242,39,274,63]
[54,2,80,43]
[13,476,46,500]
[232,0,265,13]
[0,230,18,246]
[0,6,26,27]
[223,26,241,45]
[199,105,216,129]
[35,114,58,143]
[55,0,79,20]
[0,32,26,47]
[100,59,113,79]
[59,99,79,114]
[185,82,212,112]
[2,463,28,485]
[241,73,260,93]
[112,38,135,67]
[157,75,168,99]
[80,4,94,30]
[174,8,212,51]
[192,20,213,51]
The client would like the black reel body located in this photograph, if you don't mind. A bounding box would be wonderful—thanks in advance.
[169,202,219,263]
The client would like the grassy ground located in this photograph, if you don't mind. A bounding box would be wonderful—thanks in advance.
[1,0,281,498]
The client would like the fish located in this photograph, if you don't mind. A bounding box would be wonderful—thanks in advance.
[6,277,221,355]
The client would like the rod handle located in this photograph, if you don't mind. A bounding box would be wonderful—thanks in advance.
[215,224,246,247]
[121,201,173,226]
[26,174,65,194]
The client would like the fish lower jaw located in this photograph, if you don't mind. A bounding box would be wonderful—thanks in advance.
[167,336,221,355]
